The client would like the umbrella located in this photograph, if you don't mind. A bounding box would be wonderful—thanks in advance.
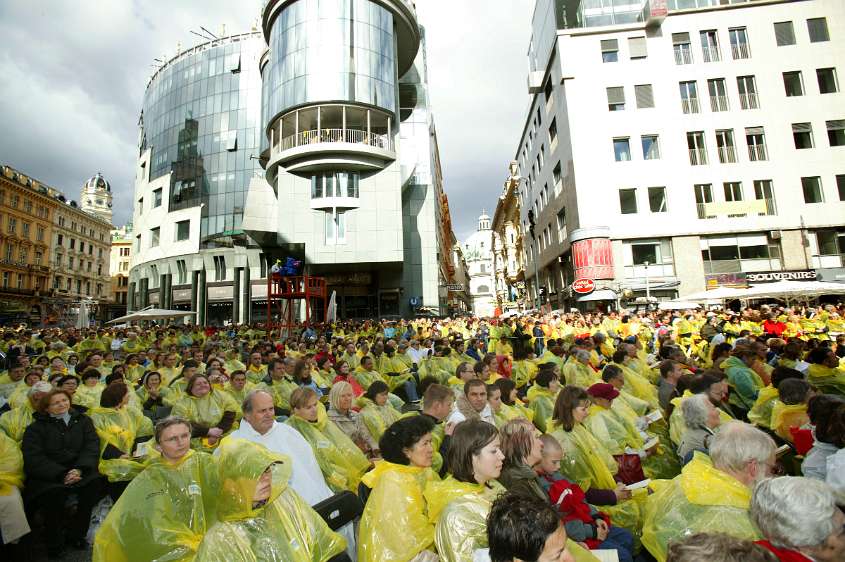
[734,280,845,300]
[658,300,702,311]
[680,286,747,302]
[107,307,197,325]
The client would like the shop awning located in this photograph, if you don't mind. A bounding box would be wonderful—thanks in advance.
[576,289,617,302]
[107,307,197,324]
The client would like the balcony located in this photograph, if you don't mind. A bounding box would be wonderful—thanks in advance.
[697,199,772,219]
[748,144,768,161]
[267,103,396,175]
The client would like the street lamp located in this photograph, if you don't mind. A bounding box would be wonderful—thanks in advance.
[644,261,651,302]
[527,209,540,310]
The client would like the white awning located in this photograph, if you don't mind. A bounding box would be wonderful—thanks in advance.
[107,307,197,324]
[577,289,617,302]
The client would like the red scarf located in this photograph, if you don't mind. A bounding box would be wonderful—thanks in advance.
[755,540,813,562]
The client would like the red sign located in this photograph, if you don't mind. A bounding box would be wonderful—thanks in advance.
[572,238,614,280]
[572,279,595,294]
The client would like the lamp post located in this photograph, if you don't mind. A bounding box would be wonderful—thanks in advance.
[644,261,651,302]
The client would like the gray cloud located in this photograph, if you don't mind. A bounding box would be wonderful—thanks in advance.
[0,0,531,240]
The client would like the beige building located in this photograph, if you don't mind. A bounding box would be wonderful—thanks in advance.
[492,162,527,312]
[109,224,133,315]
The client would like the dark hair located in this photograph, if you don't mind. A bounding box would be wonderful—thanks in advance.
[447,420,499,483]
[104,372,124,386]
[37,389,72,413]
[292,359,309,380]
[57,375,79,387]
[612,349,627,364]
[487,492,562,562]
[364,380,390,401]
[770,366,802,389]
[806,347,832,365]
[659,360,678,379]
[379,416,435,465]
[811,395,845,446]
[826,403,845,449]
[418,375,440,397]
[534,368,556,389]
[777,378,811,405]
[463,378,486,397]
[711,342,733,362]
[423,383,452,408]
[552,385,589,432]
[690,373,723,394]
[473,361,487,375]
[81,368,101,381]
[100,382,129,408]
[602,364,623,383]
[495,378,517,406]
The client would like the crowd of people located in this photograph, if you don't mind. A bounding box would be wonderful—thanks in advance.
[0,302,843,561]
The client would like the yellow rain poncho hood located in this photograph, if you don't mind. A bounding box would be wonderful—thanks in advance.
[358,460,437,562]
[195,438,346,562]
[0,401,35,442]
[526,385,556,433]
[769,401,809,441]
[641,452,760,562]
[357,396,402,442]
[747,385,779,428]
[93,449,221,562]
[88,405,154,482]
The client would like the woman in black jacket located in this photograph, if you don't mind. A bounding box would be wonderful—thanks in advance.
[21,388,106,558]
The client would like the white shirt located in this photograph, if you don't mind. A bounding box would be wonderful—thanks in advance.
[447,403,496,426]
[406,347,427,365]
[825,448,845,497]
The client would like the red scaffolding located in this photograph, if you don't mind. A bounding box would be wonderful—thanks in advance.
[266,274,328,334]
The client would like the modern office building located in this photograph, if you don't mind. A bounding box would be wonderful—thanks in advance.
[514,0,845,310]
[243,0,452,318]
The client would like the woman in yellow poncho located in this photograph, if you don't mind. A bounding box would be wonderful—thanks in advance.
[73,369,105,410]
[195,438,347,562]
[359,416,439,562]
[171,373,238,452]
[807,347,845,395]
[0,381,49,442]
[123,353,146,384]
[424,420,506,562]
[526,367,560,433]
[564,350,601,388]
[0,430,29,544]
[7,370,42,409]
[769,378,812,442]
[93,416,221,562]
[358,380,403,443]
[548,386,644,535]
[88,382,154,500]
[285,387,371,493]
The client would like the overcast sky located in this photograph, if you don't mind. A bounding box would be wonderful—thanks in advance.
[0,0,532,242]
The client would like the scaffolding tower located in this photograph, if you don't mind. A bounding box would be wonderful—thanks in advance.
[266,274,327,336]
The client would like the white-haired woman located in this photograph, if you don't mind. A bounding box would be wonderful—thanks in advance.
[678,393,722,464]
[751,476,845,562]
[326,381,379,458]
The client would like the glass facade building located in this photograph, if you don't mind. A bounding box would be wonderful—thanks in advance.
[139,33,264,247]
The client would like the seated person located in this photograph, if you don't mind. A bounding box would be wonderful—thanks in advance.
[326,381,379,458]
[171,373,238,452]
[447,379,496,425]
[667,533,778,562]
[678,393,722,464]
[358,380,402,442]
[0,430,30,548]
[801,394,845,480]
[769,378,812,442]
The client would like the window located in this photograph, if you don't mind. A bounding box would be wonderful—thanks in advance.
[79,242,84,254]
[817,68,839,94]
[325,210,347,245]
[648,187,667,213]
[544,78,553,104]
[745,127,768,161]
[153,188,162,208]
[174,220,190,241]
[541,184,549,206]
[6,217,15,234]
[716,129,737,164]
[807,18,830,43]
[783,71,804,96]
[708,78,728,111]
[838,175,845,201]
[695,184,714,219]
[68,256,74,269]
[631,244,659,266]
[737,75,759,109]
[556,208,567,241]
[548,118,557,147]
[225,130,238,151]
[311,172,360,198]
[673,32,693,65]
[724,182,743,202]
[21,222,29,239]
[619,189,638,214]
[10,194,18,208]
[729,27,750,59]
[641,135,660,160]
[55,253,62,266]
[700,30,720,62]
[628,36,647,59]
[552,162,562,196]
[150,227,160,247]
[613,138,631,162]
[607,87,625,111]
[687,131,707,165]
[754,180,777,215]
[679,81,699,114]
[34,251,42,266]
[827,120,845,146]
[802,176,824,203]
[23,200,31,213]
[36,226,44,242]
[176,260,187,284]
[774,21,795,46]
[213,255,226,281]
[635,84,654,108]
[792,122,814,149]
[601,39,618,63]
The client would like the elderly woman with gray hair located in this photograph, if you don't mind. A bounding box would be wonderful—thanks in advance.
[751,476,845,562]
[678,393,723,464]
[326,380,379,458]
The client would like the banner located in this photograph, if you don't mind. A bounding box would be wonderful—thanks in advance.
[326,290,337,322]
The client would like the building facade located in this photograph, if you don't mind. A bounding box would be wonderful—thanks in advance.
[492,161,528,312]
[514,0,845,310]
[463,212,497,317]
[108,224,133,318]
[80,172,113,224]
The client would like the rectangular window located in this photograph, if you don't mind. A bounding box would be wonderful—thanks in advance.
[641,135,660,160]
[648,187,667,213]
[723,182,743,202]
[556,208,567,241]
[807,18,830,43]
[21,222,29,239]
[57,233,63,246]
[552,162,562,196]
[700,30,721,62]
[754,180,777,215]
[176,259,187,284]
[792,122,814,149]
[153,188,162,208]
[150,227,160,247]
[694,184,714,219]
[619,189,638,214]
[801,176,824,203]
[673,32,693,65]
[716,129,737,164]
[729,27,750,59]
[606,86,625,111]
[631,244,659,266]
[679,81,699,114]
[737,75,759,109]
[687,131,707,165]
[36,226,44,242]
[613,138,631,162]
[745,127,768,161]
[175,220,190,241]
[225,130,238,151]
[137,197,143,214]
[827,120,845,146]
[628,36,647,59]
[817,68,839,94]
[325,210,346,245]
[601,39,618,63]
[635,84,654,108]
[708,78,728,111]
[783,71,805,96]
[838,175,845,201]
[213,255,226,281]
[69,238,75,250]
[774,21,796,46]
[6,217,15,234]
[548,118,557,147]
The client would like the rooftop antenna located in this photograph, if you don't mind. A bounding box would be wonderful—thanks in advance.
[201,25,219,39]
[190,29,214,41]
[219,23,226,37]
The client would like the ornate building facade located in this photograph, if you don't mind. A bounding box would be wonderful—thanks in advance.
[492,161,527,312]
[463,212,497,317]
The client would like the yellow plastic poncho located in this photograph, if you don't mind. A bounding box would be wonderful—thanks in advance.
[512,360,538,388]
[668,391,733,446]
[747,385,779,428]
[613,363,659,410]
[807,364,845,395]
[0,431,23,495]
[93,449,221,562]
[260,376,298,411]
[353,366,385,390]
[769,401,809,442]
[358,460,437,561]
[172,389,239,451]
[424,477,505,562]
[74,382,105,410]
[564,360,600,388]
[196,438,346,562]
[0,402,35,442]
[285,409,370,493]
[7,383,35,410]
[358,397,402,442]
[526,385,556,433]
[641,452,760,562]
[88,405,154,482]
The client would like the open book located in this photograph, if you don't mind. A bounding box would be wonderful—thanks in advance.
[624,478,651,491]
[643,410,663,424]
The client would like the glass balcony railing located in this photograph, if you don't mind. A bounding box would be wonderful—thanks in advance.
[279,129,393,152]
